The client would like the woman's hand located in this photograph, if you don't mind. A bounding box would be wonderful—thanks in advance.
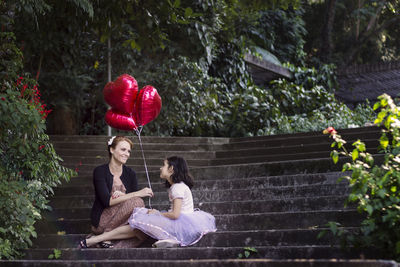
[137,187,154,198]
[112,190,125,199]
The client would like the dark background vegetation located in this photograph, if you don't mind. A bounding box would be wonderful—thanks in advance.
[4,0,399,137]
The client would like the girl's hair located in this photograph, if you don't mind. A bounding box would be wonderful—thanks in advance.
[107,136,134,158]
[165,156,194,189]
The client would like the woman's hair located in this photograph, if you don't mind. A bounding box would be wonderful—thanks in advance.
[165,156,194,189]
[107,136,134,158]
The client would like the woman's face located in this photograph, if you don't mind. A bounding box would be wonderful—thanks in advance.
[110,140,131,164]
[160,160,173,181]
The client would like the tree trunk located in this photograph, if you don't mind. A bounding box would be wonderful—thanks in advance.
[319,0,337,63]
[343,16,400,66]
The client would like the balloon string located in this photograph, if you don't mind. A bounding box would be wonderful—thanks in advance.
[135,126,152,209]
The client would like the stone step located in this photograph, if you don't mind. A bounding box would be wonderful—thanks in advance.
[35,210,361,235]
[186,155,384,181]
[71,154,383,180]
[63,149,382,173]
[62,171,348,188]
[3,259,397,267]
[215,139,379,159]
[31,228,345,249]
[230,126,380,142]
[9,127,396,267]
[56,149,216,159]
[68,157,345,179]
[21,246,369,261]
[55,172,348,195]
[47,183,350,209]
[45,196,353,220]
[50,135,230,145]
[54,138,380,161]
[49,126,380,145]
[53,142,223,152]
[224,130,381,150]
[59,156,213,166]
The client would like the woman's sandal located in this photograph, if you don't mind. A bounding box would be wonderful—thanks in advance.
[99,241,114,248]
[78,239,88,249]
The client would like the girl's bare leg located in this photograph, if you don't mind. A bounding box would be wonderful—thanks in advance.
[86,225,138,247]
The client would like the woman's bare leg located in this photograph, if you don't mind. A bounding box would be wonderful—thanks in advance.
[86,225,136,247]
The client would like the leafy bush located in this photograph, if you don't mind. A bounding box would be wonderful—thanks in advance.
[0,32,75,259]
[133,57,374,137]
[324,94,400,260]
[0,77,75,259]
[252,64,375,135]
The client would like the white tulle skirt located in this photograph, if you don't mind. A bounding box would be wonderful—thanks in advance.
[128,207,217,246]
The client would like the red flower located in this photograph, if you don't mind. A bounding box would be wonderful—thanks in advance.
[323,126,337,135]
[1,97,5,101]
[39,145,45,150]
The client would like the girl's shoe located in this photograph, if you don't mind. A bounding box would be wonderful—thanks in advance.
[78,239,88,249]
[152,239,180,248]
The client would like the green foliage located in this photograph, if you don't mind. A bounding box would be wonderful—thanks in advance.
[237,247,258,259]
[250,7,307,66]
[0,32,23,83]
[325,94,400,260]
[48,248,62,259]
[303,0,400,65]
[257,65,375,135]
[130,55,373,137]
[0,31,75,259]
[0,78,75,259]
[8,0,375,137]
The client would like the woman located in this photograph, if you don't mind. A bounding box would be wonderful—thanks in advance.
[89,136,153,248]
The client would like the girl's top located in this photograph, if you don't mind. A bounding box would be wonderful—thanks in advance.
[90,164,138,227]
[168,182,194,214]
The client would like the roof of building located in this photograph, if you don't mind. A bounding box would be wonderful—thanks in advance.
[244,53,292,87]
[336,61,400,107]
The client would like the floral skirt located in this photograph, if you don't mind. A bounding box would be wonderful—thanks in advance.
[92,197,145,248]
[128,207,217,246]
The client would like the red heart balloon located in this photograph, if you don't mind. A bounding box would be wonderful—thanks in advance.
[105,109,138,131]
[134,85,162,126]
[103,74,138,114]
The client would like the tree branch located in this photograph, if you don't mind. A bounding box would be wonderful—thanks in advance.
[343,15,400,66]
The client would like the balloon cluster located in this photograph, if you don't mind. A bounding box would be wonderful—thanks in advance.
[103,74,161,209]
[103,74,162,131]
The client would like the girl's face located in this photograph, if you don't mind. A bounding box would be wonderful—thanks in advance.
[110,140,131,164]
[160,160,173,181]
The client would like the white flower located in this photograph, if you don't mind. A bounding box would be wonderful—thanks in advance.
[393,155,400,164]
[391,119,400,128]
[108,136,116,146]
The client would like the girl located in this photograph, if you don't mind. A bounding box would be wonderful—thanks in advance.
[80,156,216,248]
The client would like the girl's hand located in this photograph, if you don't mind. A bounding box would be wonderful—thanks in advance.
[138,187,154,198]
[147,209,159,214]
[112,190,125,199]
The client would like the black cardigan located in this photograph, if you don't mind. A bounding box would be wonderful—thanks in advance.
[90,164,138,228]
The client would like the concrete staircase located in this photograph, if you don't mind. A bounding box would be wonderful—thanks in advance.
[2,126,398,266]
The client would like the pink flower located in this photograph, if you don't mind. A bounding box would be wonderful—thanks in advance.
[323,126,337,135]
